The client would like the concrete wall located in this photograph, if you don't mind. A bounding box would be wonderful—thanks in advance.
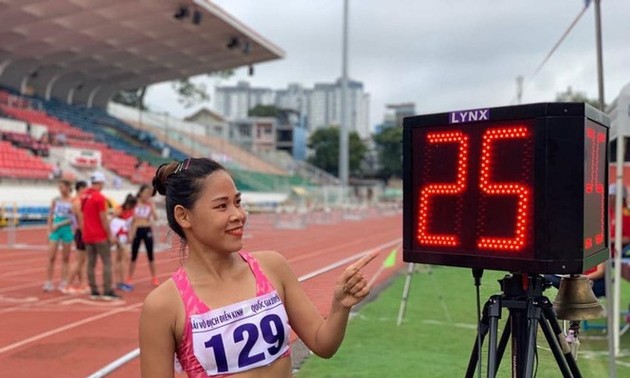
[0,183,288,208]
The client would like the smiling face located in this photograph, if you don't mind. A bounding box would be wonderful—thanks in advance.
[176,170,247,255]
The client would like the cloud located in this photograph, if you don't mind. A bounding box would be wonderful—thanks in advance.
[147,0,630,131]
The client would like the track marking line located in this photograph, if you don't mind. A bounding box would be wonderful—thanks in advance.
[0,295,38,304]
[60,298,127,307]
[0,302,142,355]
[297,238,401,282]
[0,244,48,250]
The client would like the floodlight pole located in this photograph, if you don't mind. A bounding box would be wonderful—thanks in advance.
[593,0,621,372]
[594,0,605,111]
[339,0,349,191]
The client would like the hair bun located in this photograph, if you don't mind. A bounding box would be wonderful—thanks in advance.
[152,174,167,196]
[152,162,179,196]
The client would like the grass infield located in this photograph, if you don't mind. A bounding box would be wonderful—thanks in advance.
[296,266,630,377]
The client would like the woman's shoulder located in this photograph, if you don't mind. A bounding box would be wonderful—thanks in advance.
[247,250,287,265]
[141,278,181,318]
[246,251,293,279]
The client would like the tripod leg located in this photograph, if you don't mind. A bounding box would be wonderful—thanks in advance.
[540,305,582,378]
[523,304,542,378]
[466,295,504,378]
[396,263,415,326]
[465,317,489,377]
[465,297,497,378]
[486,296,502,378]
[493,315,512,373]
[538,315,575,377]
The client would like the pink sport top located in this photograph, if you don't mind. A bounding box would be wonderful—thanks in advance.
[173,251,292,377]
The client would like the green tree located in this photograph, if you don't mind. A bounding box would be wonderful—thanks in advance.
[248,104,282,117]
[556,86,602,109]
[112,70,233,109]
[373,126,403,180]
[170,78,209,108]
[307,127,367,177]
[112,87,147,110]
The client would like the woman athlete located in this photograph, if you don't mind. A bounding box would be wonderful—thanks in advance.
[127,184,159,287]
[43,179,75,292]
[139,158,376,377]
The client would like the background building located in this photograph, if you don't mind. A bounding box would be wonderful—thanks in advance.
[213,79,371,139]
[376,103,416,132]
[214,81,275,119]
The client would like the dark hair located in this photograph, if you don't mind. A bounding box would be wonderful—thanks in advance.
[137,184,151,198]
[122,193,138,210]
[152,158,226,239]
[75,180,87,191]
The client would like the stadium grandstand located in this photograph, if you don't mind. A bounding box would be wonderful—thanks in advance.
[0,0,349,226]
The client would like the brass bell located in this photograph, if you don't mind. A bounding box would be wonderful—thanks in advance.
[552,275,606,320]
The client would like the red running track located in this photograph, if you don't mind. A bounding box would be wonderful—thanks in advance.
[0,211,403,377]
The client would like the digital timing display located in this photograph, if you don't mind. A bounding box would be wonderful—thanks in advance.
[402,103,609,274]
[412,121,536,257]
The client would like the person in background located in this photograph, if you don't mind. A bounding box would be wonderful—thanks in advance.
[127,184,159,287]
[609,183,630,249]
[82,172,120,301]
[64,180,89,294]
[139,158,377,377]
[50,161,62,180]
[547,183,630,297]
[43,179,74,292]
[607,183,630,286]
[111,194,137,292]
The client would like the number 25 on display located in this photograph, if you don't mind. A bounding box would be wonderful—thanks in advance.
[416,125,605,252]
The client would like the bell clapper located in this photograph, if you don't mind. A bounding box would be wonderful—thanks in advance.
[566,320,581,359]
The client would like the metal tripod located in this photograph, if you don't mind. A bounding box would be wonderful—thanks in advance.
[466,274,582,378]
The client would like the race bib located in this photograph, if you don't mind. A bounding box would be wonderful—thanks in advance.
[191,291,290,376]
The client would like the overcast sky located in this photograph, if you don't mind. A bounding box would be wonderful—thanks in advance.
[145,0,630,132]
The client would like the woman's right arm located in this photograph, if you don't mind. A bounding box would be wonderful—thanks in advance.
[139,288,177,378]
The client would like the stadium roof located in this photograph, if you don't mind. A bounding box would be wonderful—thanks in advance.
[0,0,284,107]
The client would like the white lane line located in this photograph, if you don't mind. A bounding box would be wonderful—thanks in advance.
[0,251,184,295]
[297,238,401,282]
[60,298,126,307]
[0,302,142,355]
[0,267,46,278]
[86,237,402,377]
[86,349,140,378]
[0,295,38,303]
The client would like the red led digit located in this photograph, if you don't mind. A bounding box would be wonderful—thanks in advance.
[417,131,469,246]
[477,127,531,251]
[584,128,606,249]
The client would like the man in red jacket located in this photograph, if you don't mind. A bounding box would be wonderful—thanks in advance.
[81,171,120,300]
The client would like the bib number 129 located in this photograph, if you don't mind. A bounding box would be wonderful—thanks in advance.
[204,313,285,373]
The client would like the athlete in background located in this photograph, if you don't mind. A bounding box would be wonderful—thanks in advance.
[43,179,74,292]
[64,180,89,294]
[111,194,137,292]
[127,184,159,287]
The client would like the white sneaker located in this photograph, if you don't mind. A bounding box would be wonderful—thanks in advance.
[57,280,68,292]
[42,281,54,292]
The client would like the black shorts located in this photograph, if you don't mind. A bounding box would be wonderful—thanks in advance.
[74,229,86,251]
